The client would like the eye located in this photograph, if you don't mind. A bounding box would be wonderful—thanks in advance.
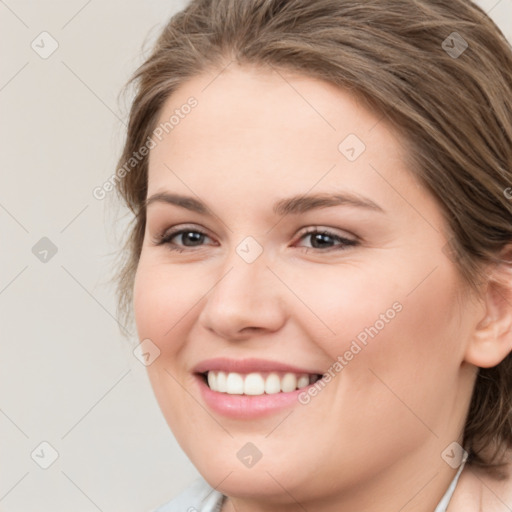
[153,226,214,253]
[152,225,358,253]
[295,228,358,252]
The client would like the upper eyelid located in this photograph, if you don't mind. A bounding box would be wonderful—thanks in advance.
[159,224,212,239]
[154,225,215,246]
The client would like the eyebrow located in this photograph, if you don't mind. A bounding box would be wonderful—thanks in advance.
[144,191,384,216]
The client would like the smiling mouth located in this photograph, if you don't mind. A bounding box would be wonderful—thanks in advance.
[199,371,323,396]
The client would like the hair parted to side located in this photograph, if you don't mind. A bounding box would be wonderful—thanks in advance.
[113,0,512,470]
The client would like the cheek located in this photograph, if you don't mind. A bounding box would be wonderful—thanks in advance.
[133,259,202,353]
[280,261,406,356]
[296,257,463,407]
[329,262,464,434]
[374,266,461,372]
[289,264,465,474]
[308,255,462,367]
[133,259,207,434]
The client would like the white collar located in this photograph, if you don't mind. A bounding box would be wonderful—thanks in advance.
[433,460,467,512]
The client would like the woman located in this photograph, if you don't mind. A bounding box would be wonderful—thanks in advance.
[113,0,512,510]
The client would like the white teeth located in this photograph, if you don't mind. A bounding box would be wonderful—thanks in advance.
[297,375,310,389]
[207,371,217,390]
[217,371,227,392]
[244,373,265,395]
[205,371,318,395]
[281,373,297,392]
[264,373,281,394]
[226,373,244,394]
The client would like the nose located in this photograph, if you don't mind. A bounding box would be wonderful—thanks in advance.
[198,248,286,341]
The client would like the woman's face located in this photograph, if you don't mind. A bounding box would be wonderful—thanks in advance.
[134,64,482,509]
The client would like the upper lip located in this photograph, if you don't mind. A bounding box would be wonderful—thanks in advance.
[193,357,322,375]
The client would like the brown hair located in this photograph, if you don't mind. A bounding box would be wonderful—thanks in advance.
[113,0,512,470]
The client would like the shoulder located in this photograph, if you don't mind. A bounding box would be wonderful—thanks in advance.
[150,477,225,512]
[448,452,512,511]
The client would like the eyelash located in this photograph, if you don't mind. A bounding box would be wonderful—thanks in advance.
[153,226,359,253]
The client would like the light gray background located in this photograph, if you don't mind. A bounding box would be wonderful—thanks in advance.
[0,1,511,511]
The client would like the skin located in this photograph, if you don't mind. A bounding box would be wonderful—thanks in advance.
[133,63,511,511]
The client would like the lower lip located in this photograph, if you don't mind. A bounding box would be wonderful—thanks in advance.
[194,374,314,419]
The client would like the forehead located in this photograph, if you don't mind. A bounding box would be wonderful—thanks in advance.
[146,64,412,209]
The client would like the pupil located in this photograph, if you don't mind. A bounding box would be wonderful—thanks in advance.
[312,233,332,248]
[184,232,203,246]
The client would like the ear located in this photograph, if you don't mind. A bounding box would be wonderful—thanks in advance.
[465,248,512,369]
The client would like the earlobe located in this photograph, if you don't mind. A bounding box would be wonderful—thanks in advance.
[464,257,512,369]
